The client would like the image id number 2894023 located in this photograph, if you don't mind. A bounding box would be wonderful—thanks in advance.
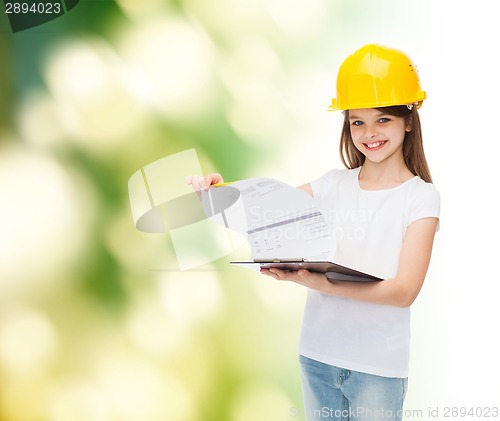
[5,2,62,14]
[442,406,499,418]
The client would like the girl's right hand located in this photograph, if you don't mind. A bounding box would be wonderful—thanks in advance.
[185,173,224,191]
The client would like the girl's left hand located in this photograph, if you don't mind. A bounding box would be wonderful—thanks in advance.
[260,267,331,293]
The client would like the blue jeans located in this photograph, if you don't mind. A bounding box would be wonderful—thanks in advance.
[299,355,407,420]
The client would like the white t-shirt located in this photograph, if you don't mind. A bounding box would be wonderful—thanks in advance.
[298,167,441,378]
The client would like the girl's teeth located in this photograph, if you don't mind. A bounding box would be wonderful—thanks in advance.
[367,142,382,148]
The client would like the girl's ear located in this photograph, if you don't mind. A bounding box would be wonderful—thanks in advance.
[405,115,413,132]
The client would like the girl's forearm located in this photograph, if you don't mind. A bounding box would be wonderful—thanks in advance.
[323,277,417,308]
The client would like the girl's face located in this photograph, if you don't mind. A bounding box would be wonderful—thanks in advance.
[348,108,411,164]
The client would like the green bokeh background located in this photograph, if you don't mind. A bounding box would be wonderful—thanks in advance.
[1,1,499,420]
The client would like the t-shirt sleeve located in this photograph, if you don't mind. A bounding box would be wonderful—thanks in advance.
[407,182,441,231]
[309,169,339,205]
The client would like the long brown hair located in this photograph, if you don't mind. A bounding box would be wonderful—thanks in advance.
[339,105,433,183]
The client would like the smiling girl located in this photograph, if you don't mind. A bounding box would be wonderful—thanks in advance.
[188,44,440,420]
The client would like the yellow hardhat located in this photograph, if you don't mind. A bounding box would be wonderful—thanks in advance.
[329,44,426,111]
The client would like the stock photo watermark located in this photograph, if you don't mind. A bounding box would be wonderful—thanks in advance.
[290,405,500,419]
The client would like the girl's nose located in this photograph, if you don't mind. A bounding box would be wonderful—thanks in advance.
[363,125,378,139]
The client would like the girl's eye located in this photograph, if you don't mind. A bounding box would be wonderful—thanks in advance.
[351,120,363,126]
[379,117,391,123]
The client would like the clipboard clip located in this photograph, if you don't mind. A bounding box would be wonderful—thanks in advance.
[254,258,305,263]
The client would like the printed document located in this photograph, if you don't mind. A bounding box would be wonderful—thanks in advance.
[201,178,336,261]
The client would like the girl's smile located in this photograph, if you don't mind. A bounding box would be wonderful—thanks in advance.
[363,140,387,151]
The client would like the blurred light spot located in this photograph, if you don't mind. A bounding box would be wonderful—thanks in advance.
[231,382,293,421]
[0,147,93,291]
[126,297,217,404]
[226,99,284,141]
[159,271,222,327]
[119,18,216,120]
[126,299,187,355]
[220,38,285,141]
[0,308,58,373]
[43,38,147,148]
[47,383,110,421]
[97,355,193,421]
[45,39,111,100]
[17,90,66,148]
[220,38,281,85]
[266,0,325,37]
[105,209,168,271]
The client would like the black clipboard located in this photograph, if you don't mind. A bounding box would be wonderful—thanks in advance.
[230,259,382,282]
